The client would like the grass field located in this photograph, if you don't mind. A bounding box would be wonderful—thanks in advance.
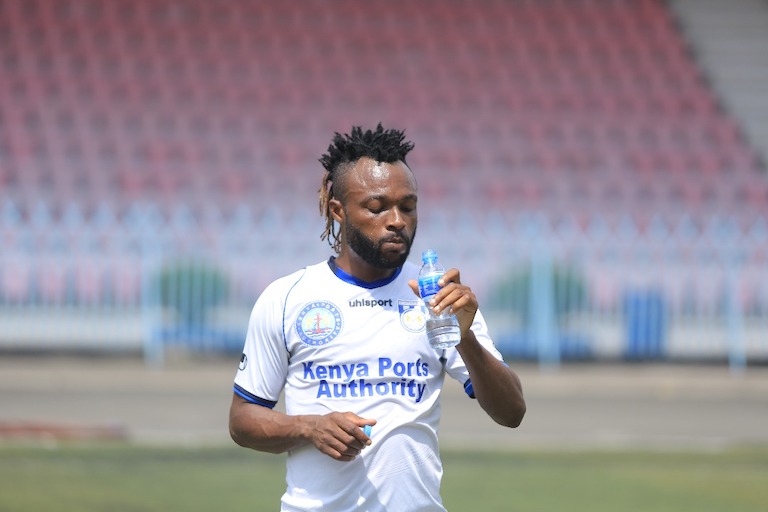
[1,444,766,511]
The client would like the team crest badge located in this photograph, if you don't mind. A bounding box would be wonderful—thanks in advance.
[399,300,427,332]
[296,301,343,347]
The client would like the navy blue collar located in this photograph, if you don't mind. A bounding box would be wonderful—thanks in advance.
[327,257,402,289]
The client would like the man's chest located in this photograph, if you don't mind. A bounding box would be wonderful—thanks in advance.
[283,286,444,388]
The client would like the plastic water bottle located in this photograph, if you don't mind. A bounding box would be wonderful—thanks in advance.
[417,249,461,350]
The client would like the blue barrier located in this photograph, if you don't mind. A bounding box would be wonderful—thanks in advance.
[1,199,766,368]
[623,290,667,360]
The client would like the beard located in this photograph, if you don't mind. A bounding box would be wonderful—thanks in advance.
[345,219,416,270]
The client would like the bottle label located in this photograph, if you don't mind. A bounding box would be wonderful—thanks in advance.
[418,274,442,298]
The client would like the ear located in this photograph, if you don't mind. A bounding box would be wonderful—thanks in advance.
[329,198,344,223]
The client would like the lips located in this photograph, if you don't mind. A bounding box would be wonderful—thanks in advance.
[382,237,407,250]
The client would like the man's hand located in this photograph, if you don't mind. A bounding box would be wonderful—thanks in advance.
[305,412,376,461]
[230,395,377,459]
[409,268,478,339]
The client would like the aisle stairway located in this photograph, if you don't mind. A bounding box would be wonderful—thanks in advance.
[670,0,768,169]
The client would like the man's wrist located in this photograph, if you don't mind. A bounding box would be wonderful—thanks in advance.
[459,328,476,344]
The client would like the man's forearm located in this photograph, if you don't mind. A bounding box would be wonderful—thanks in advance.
[457,331,526,428]
[229,396,311,453]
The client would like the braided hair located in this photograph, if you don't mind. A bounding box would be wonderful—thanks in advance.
[318,123,415,253]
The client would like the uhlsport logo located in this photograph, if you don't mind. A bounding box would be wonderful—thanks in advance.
[296,300,343,347]
[399,300,427,332]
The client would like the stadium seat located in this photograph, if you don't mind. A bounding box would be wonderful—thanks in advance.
[0,0,764,228]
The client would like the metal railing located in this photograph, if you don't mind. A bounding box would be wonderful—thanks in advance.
[1,199,766,371]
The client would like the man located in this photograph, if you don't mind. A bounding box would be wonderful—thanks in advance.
[229,124,526,511]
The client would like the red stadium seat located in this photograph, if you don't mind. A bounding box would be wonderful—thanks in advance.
[0,0,763,224]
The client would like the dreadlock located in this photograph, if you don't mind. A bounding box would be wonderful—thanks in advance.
[318,123,415,253]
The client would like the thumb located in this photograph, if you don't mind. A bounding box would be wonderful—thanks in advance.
[408,279,420,298]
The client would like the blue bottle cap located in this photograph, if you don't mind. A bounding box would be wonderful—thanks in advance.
[421,249,437,262]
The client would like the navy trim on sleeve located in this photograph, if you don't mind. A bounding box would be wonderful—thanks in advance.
[463,379,476,399]
[463,362,509,399]
[234,384,278,409]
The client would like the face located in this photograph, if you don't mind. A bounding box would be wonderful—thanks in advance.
[332,158,418,270]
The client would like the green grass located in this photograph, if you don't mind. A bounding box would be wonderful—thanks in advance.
[0,444,766,511]
[441,449,768,512]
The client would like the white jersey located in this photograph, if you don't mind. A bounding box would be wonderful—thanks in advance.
[234,258,504,512]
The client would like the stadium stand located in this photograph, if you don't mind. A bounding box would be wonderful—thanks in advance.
[0,0,766,362]
[0,0,765,220]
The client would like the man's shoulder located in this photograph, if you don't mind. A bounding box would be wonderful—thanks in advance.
[260,260,329,297]
[264,259,419,295]
[283,260,330,282]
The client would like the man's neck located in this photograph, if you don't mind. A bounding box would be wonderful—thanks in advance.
[331,253,398,285]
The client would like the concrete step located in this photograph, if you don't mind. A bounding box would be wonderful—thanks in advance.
[670,0,768,165]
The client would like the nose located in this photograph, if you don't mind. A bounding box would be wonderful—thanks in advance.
[387,207,407,230]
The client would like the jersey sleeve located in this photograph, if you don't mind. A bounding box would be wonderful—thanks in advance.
[444,309,505,398]
[233,277,294,408]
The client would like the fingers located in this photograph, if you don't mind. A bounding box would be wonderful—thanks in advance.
[427,269,478,337]
[432,283,473,308]
[431,269,477,314]
[408,279,419,297]
[438,268,461,287]
[328,440,363,462]
[414,268,479,333]
[317,432,362,461]
[312,413,376,462]
[410,270,462,299]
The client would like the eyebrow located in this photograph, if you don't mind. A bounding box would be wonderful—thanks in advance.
[365,193,418,202]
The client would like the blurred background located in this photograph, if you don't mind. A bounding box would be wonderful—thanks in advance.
[1,0,767,371]
[1,5,767,511]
